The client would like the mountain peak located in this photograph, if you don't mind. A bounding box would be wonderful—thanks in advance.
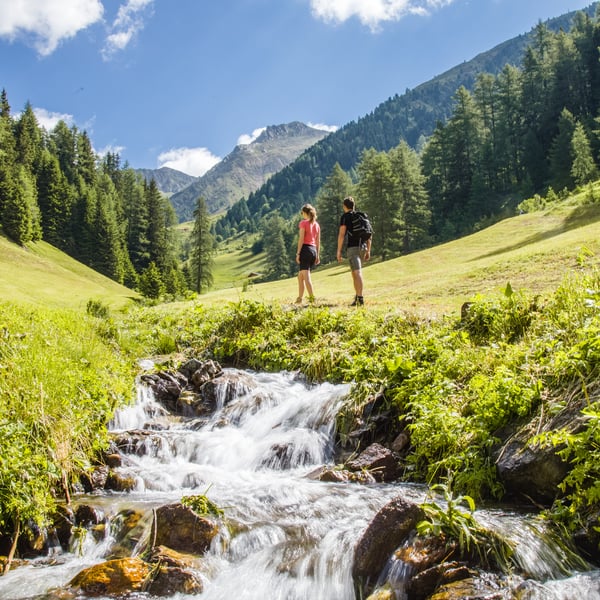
[169,121,329,221]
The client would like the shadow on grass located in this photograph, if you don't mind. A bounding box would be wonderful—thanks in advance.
[470,204,600,262]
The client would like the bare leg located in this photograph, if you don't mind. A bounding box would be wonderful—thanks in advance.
[304,271,315,299]
[351,269,363,296]
[297,271,305,301]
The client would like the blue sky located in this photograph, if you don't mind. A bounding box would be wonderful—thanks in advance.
[0,0,594,176]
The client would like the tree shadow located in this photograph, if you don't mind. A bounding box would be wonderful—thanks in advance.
[469,204,600,262]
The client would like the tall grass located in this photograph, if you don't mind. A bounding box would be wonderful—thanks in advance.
[0,301,134,549]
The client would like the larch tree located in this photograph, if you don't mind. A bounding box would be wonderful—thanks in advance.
[315,162,353,264]
[189,196,215,294]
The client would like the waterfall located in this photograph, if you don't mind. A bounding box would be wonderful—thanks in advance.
[0,369,599,600]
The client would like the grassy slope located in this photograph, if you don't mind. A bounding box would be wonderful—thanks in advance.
[2,196,600,315]
[203,196,600,317]
[0,235,139,310]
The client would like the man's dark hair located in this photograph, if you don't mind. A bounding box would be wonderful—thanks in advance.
[343,196,355,210]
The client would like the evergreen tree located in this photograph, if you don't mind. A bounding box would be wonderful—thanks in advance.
[138,261,165,299]
[315,163,353,263]
[121,169,149,271]
[388,141,431,253]
[1,178,30,244]
[262,213,290,280]
[495,64,523,190]
[90,174,126,282]
[189,196,215,293]
[571,121,598,185]
[356,148,397,260]
[76,131,97,188]
[37,150,73,250]
[14,102,42,174]
[549,108,577,191]
[145,178,170,270]
[0,89,16,218]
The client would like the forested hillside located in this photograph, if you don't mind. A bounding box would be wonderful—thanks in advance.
[215,5,599,241]
[0,98,190,298]
[223,6,600,283]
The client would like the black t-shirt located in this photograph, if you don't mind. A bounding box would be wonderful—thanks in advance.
[340,211,360,247]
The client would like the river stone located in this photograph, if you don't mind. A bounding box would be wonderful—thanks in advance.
[154,503,219,555]
[427,576,507,599]
[190,359,223,388]
[145,564,204,596]
[199,369,258,409]
[346,442,400,482]
[353,496,424,585]
[69,557,151,596]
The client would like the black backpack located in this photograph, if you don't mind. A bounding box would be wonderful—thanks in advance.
[348,210,372,242]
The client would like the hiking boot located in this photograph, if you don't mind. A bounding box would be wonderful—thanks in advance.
[350,296,364,306]
[295,297,303,304]
[308,295,315,304]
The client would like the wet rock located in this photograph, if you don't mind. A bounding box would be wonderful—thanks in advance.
[306,466,351,482]
[366,585,395,599]
[145,564,204,596]
[107,509,148,558]
[427,575,507,599]
[154,503,219,555]
[495,411,587,505]
[408,561,471,600]
[75,504,105,527]
[199,369,258,410]
[353,496,424,586]
[105,471,137,492]
[346,442,400,482]
[391,431,410,453]
[189,359,223,389]
[68,557,151,596]
[52,505,75,550]
[80,465,109,492]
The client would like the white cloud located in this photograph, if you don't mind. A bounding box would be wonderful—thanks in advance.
[97,143,126,158]
[158,147,221,178]
[309,0,454,31]
[308,122,338,133]
[0,0,104,55]
[102,0,153,59]
[237,127,267,146]
[33,107,74,131]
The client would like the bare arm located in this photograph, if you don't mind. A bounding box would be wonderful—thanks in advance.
[336,225,346,262]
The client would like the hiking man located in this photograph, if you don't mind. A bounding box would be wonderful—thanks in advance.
[336,196,372,306]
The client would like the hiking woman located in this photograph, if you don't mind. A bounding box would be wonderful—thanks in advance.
[295,203,320,304]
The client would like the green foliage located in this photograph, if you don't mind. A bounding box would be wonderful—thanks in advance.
[0,301,134,539]
[417,482,515,571]
[181,492,225,519]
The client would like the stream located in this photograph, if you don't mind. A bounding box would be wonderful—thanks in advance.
[1,369,600,599]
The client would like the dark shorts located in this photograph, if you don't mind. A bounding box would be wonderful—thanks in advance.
[299,244,317,271]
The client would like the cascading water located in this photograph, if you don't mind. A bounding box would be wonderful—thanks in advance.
[0,368,599,599]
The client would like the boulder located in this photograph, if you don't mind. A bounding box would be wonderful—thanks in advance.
[346,443,400,482]
[199,369,258,410]
[353,496,424,585]
[69,557,151,596]
[154,503,219,555]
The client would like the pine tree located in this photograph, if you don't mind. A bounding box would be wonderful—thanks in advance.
[571,121,598,185]
[315,163,353,263]
[14,102,42,173]
[262,213,290,280]
[388,141,431,253]
[189,196,215,293]
[37,150,74,250]
[356,148,397,260]
[549,108,577,191]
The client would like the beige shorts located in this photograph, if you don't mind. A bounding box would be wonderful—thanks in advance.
[348,246,365,271]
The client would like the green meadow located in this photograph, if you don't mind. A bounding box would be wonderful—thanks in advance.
[3,194,600,315]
